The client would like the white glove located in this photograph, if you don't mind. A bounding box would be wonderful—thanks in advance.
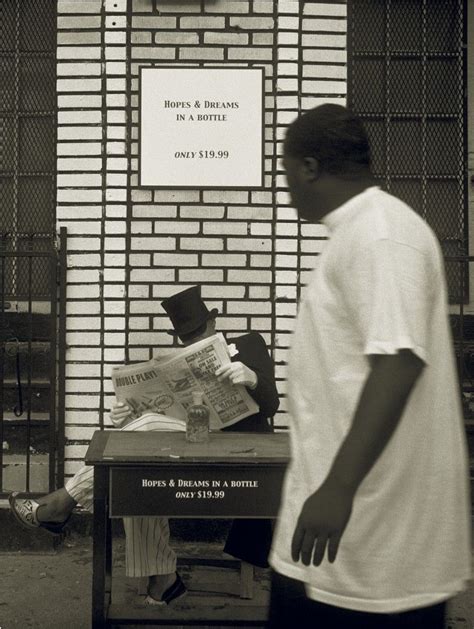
[215,362,258,390]
[109,401,133,428]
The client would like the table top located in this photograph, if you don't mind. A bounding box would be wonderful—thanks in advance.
[85,430,290,467]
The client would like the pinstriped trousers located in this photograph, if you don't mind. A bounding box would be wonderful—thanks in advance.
[64,413,186,577]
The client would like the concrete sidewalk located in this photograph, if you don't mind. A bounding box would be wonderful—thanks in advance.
[0,530,473,629]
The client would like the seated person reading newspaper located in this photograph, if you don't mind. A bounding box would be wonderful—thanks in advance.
[9,285,280,606]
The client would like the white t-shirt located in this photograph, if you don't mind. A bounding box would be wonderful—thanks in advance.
[270,187,472,613]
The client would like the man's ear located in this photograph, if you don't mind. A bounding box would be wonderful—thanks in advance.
[302,157,320,182]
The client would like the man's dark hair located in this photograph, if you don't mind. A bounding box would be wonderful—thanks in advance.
[284,104,371,178]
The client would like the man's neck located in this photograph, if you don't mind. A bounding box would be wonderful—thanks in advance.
[317,176,376,219]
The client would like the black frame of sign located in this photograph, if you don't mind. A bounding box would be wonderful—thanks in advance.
[138,65,265,189]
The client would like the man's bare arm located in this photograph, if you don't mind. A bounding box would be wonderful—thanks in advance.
[291,350,424,566]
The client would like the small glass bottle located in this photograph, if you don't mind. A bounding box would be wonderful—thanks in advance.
[186,391,210,443]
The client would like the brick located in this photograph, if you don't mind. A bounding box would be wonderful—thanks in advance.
[66,302,101,315]
[227,206,273,220]
[203,191,249,204]
[227,301,272,315]
[203,222,247,236]
[179,47,225,61]
[58,126,102,140]
[107,110,127,123]
[105,15,126,28]
[303,64,347,79]
[60,221,102,235]
[149,0,202,11]
[202,285,245,299]
[104,31,127,46]
[103,301,126,314]
[132,16,177,28]
[228,48,273,61]
[278,0,300,13]
[132,189,153,202]
[58,110,102,124]
[106,205,127,218]
[301,95,346,109]
[67,332,101,346]
[302,33,346,48]
[278,16,299,29]
[130,269,176,282]
[180,16,225,29]
[58,94,102,108]
[129,254,151,266]
[67,284,101,299]
[229,16,274,29]
[131,32,152,44]
[154,190,200,203]
[106,61,127,75]
[130,301,171,314]
[251,223,272,236]
[104,268,126,281]
[131,237,176,249]
[252,33,274,45]
[131,222,152,233]
[253,0,274,12]
[251,254,272,267]
[303,18,346,32]
[277,47,299,62]
[105,0,127,12]
[204,32,249,45]
[179,269,223,282]
[106,140,126,154]
[67,269,101,283]
[58,16,102,29]
[205,1,249,12]
[155,31,200,45]
[278,62,299,76]
[57,157,102,171]
[132,47,176,59]
[303,49,347,63]
[303,3,347,17]
[276,239,297,252]
[104,286,126,299]
[180,206,225,220]
[218,317,248,331]
[57,62,101,76]
[302,79,346,94]
[106,188,127,202]
[180,238,223,251]
[227,269,272,283]
[249,286,271,300]
[58,173,102,187]
[154,221,199,234]
[132,0,153,11]
[104,253,126,266]
[278,32,299,45]
[202,254,247,267]
[57,46,102,60]
[57,78,102,92]
[58,32,101,44]
[133,205,178,218]
[277,78,299,91]
[153,253,198,266]
[58,1,102,13]
[104,332,126,347]
[276,254,297,268]
[276,222,298,236]
[251,191,273,204]
[104,236,127,250]
[228,238,271,252]
[105,47,126,60]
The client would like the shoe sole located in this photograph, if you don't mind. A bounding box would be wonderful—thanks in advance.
[8,492,39,531]
[144,586,187,607]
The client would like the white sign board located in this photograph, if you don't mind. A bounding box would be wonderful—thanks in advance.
[139,67,264,188]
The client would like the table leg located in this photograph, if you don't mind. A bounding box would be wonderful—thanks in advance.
[92,466,111,628]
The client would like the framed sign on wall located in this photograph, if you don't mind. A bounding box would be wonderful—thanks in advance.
[139,66,264,189]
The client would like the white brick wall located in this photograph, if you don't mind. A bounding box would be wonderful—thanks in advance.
[57,0,347,476]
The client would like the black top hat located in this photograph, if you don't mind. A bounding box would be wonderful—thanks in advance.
[161,286,218,337]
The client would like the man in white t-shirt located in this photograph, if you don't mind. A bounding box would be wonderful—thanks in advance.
[268,104,471,628]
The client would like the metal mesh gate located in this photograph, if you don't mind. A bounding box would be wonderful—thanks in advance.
[1,0,57,297]
[347,0,467,299]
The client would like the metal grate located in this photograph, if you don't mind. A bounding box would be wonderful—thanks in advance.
[347,0,467,300]
[0,0,57,297]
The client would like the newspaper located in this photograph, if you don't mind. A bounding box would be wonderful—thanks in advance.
[111,333,259,430]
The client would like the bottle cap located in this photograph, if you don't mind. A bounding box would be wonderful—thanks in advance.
[192,391,204,405]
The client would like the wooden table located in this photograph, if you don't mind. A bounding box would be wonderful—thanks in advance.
[85,429,290,628]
